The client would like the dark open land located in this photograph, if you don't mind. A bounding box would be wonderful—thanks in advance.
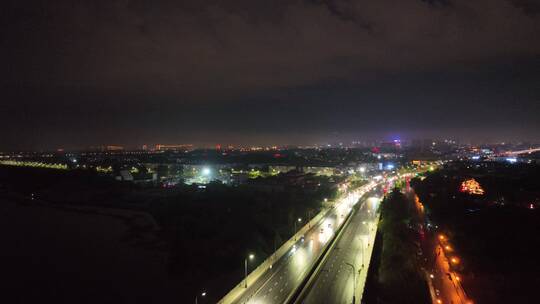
[0,166,336,303]
[412,162,540,303]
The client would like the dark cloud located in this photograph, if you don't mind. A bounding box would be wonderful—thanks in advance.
[1,0,539,149]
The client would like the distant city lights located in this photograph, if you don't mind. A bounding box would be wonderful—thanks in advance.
[505,157,518,164]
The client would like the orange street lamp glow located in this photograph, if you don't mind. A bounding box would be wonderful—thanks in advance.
[445,245,452,251]
[439,234,446,241]
[451,257,459,264]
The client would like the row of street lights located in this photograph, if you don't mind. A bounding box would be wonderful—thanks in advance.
[205,195,370,303]
[194,251,261,302]
[346,208,377,304]
[241,198,327,292]
[238,197,337,296]
[437,234,473,304]
[241,205,320,291]
[346,237,369,304]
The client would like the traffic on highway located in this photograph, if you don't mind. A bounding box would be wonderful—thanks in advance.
[228,183,377,304]
[301,195,380,304]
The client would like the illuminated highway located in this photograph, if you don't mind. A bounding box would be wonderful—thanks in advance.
[504,147,540,156]
[428,243,472,304]
[229,186,374,304]
[301,196,380,304]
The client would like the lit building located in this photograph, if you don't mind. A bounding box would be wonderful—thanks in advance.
[106,145,124,151]
[460,178,485,195]
[155,144,193,151]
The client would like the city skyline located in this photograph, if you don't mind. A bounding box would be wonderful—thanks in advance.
[2,0,540,150]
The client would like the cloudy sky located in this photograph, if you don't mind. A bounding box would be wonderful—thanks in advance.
[2,0,540,149]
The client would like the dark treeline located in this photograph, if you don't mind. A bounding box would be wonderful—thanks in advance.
[368,188,429,304]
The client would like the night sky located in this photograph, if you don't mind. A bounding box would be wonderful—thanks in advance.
[2,0,540,150]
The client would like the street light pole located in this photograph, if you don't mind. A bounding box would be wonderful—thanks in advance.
[195,292,206,304]
[294,218,301,241]
[244,258,248,288]
[244,254,254,288]
[345,262,356,304]
[294,220,297,240]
